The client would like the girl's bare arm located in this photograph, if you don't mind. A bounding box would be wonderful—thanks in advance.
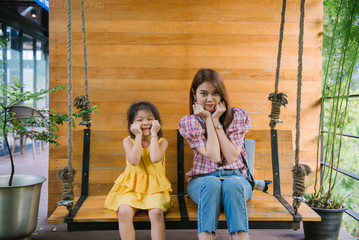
[150,138,168,163]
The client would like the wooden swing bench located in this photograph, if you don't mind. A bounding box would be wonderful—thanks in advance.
[48,129,320,231]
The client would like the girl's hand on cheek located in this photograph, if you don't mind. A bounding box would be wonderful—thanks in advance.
[193,103,211,119]
[151,120,161,135]
[212,101,226,120]
[130,122,142,137]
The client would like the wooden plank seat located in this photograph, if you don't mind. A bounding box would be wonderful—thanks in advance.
[48,129,320,231]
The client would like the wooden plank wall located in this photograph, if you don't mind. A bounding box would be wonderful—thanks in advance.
[48,0,323,214]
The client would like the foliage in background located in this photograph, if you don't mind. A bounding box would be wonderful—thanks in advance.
[306,0,359,237]
[1,82,97,186]
[0,37,6,143]
[1,35,98,186]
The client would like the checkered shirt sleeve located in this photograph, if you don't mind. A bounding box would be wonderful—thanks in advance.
[226,108,251,147]
[178,115,206,149]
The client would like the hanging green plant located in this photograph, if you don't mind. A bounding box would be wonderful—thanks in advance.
[305,0,359,210]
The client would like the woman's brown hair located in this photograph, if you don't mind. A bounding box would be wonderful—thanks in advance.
[189,68,233,129]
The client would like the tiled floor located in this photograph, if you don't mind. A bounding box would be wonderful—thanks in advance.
[0,144,355,240]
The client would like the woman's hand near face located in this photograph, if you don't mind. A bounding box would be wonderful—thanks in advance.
[130,122,142,137]
[193,103,211,119]
[212,101,226,121]
[150,120,161,136]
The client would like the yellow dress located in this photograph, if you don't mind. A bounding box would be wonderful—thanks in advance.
[104,137,173,212]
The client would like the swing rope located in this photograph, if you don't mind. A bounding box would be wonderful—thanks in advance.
[268,0,288,129]
[292,0,312,214]
[74,0,92,128]
[57,0,76,213]
[81,0,89,97]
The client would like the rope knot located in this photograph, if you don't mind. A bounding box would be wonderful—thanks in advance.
[57,166,76,211]
[268,92,288,128]
[74,95,92,128]
[292,164,312,213]
[74,95,91,110]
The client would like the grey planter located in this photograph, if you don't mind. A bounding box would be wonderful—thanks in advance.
[303,206,347,240]
[0,175,46,240]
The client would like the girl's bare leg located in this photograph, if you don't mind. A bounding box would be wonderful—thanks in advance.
[230,231,249,240]
[198,231,216,240]
[148,208,165,240]
[118,205,137,240]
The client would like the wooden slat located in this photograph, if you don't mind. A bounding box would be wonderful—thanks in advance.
[48,206,69,223]
[49,193,320,223]
[50,32,318,46]
[50,45,318,59]
[49,67,319,81]
[50,0,322,14]
[72,195,181,222]
[51,18,321,36]
[49,6,321,25]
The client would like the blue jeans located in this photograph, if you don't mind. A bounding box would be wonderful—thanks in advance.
[187,169,253,234]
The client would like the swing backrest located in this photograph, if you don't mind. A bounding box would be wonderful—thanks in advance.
[245,139,255,174]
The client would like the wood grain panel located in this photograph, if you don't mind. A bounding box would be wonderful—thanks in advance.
[50,44,318,59]
[51,32,318,47]
[51,18,320,36]
[50,0,320,12]
[50,67,319,81]
[49,6,321,24]
[48,0,322,215]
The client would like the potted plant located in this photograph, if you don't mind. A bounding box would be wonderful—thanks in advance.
[303,0,359,239]
[0,81,98,239]
[0,36,97,239]
[0,80,71,239]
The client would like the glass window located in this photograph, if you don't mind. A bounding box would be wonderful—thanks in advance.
[1,23,4,73]
[22,33,34,106]
[6,27,20,86]
[1,23,4,102]
[0,23,3,62]
[36,40,47,109]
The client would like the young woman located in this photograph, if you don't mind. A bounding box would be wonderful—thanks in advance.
[178,69,252,240]
[105,101,172,240]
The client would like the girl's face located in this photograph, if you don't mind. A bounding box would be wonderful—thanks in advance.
[193,81,222,113]
[133,109,155,136]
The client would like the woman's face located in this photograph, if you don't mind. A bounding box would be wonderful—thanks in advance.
[133,109,154,136]
[193,81,222,113]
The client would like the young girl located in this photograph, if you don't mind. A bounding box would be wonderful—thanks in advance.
[178,69,252,240]
[105,101,172,240]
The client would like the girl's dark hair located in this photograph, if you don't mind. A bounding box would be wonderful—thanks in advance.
[127,101,163,139]
[190,68,233,129]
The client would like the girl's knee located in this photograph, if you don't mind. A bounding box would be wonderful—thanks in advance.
[118,205,135,222]
[148,208,164,221]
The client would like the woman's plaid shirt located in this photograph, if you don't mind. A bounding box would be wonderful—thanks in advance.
[178,108,251,179]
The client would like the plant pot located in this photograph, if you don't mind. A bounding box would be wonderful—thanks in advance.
[0,175,46,240]
[303,206,347,240]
